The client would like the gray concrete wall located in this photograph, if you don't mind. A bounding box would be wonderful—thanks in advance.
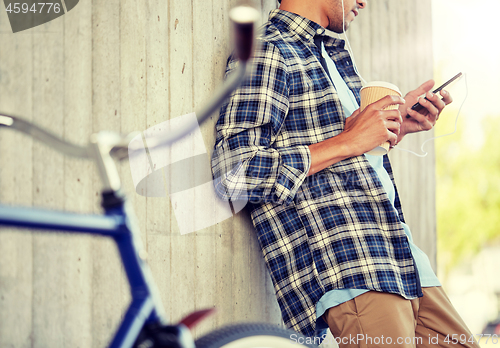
[0,1,435,347]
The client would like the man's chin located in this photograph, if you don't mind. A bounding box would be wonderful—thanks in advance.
[329,26,348,34]
[327,21,350,34]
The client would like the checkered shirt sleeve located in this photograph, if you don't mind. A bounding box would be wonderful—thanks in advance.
[211,41,311,206]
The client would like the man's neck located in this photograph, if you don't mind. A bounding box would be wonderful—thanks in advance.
[279,1,329,28]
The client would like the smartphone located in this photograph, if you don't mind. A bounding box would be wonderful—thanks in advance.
[406,72,462,117]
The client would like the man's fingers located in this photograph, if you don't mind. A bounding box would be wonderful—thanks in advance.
[440,89,453,105]
[419,94,440,118]
[386,120,401,137]
[372,95,406,110]
[406,107,434,131]
[387,128,399,147]
[408,79,434,98]
[385,109,403,124]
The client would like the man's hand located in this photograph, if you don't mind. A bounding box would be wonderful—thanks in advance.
[306,95,404,176]
[398,80,453,143]
[342,95,405,156]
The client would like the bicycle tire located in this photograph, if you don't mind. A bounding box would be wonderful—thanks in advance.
[195,323,319,348]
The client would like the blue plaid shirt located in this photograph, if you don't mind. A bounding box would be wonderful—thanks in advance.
[211,9,422,338]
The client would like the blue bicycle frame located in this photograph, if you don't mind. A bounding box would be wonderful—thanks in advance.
[0,194,168,348]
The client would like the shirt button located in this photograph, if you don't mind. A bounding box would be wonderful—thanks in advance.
[305,34,311,40]
[316,28,323,35]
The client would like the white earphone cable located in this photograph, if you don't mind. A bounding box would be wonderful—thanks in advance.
[341,0,367,85]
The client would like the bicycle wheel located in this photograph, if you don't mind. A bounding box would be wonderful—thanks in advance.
[195,323,319,348]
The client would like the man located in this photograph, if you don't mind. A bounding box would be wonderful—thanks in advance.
[212,0,477,346]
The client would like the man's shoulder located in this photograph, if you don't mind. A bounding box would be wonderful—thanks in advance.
[254,20,302,60]
[224,17,304,73]
[257,20,283,43]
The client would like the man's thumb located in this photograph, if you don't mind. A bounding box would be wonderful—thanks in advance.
[349,108,361,119]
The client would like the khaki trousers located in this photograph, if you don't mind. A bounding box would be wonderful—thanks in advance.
[322,287,480,348]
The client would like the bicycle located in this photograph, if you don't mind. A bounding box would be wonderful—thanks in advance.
[0,5,318,348]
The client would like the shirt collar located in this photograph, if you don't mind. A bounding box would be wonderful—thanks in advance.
[269,9,346,49]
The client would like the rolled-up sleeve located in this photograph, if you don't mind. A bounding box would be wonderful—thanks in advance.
[211,41,311,206]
